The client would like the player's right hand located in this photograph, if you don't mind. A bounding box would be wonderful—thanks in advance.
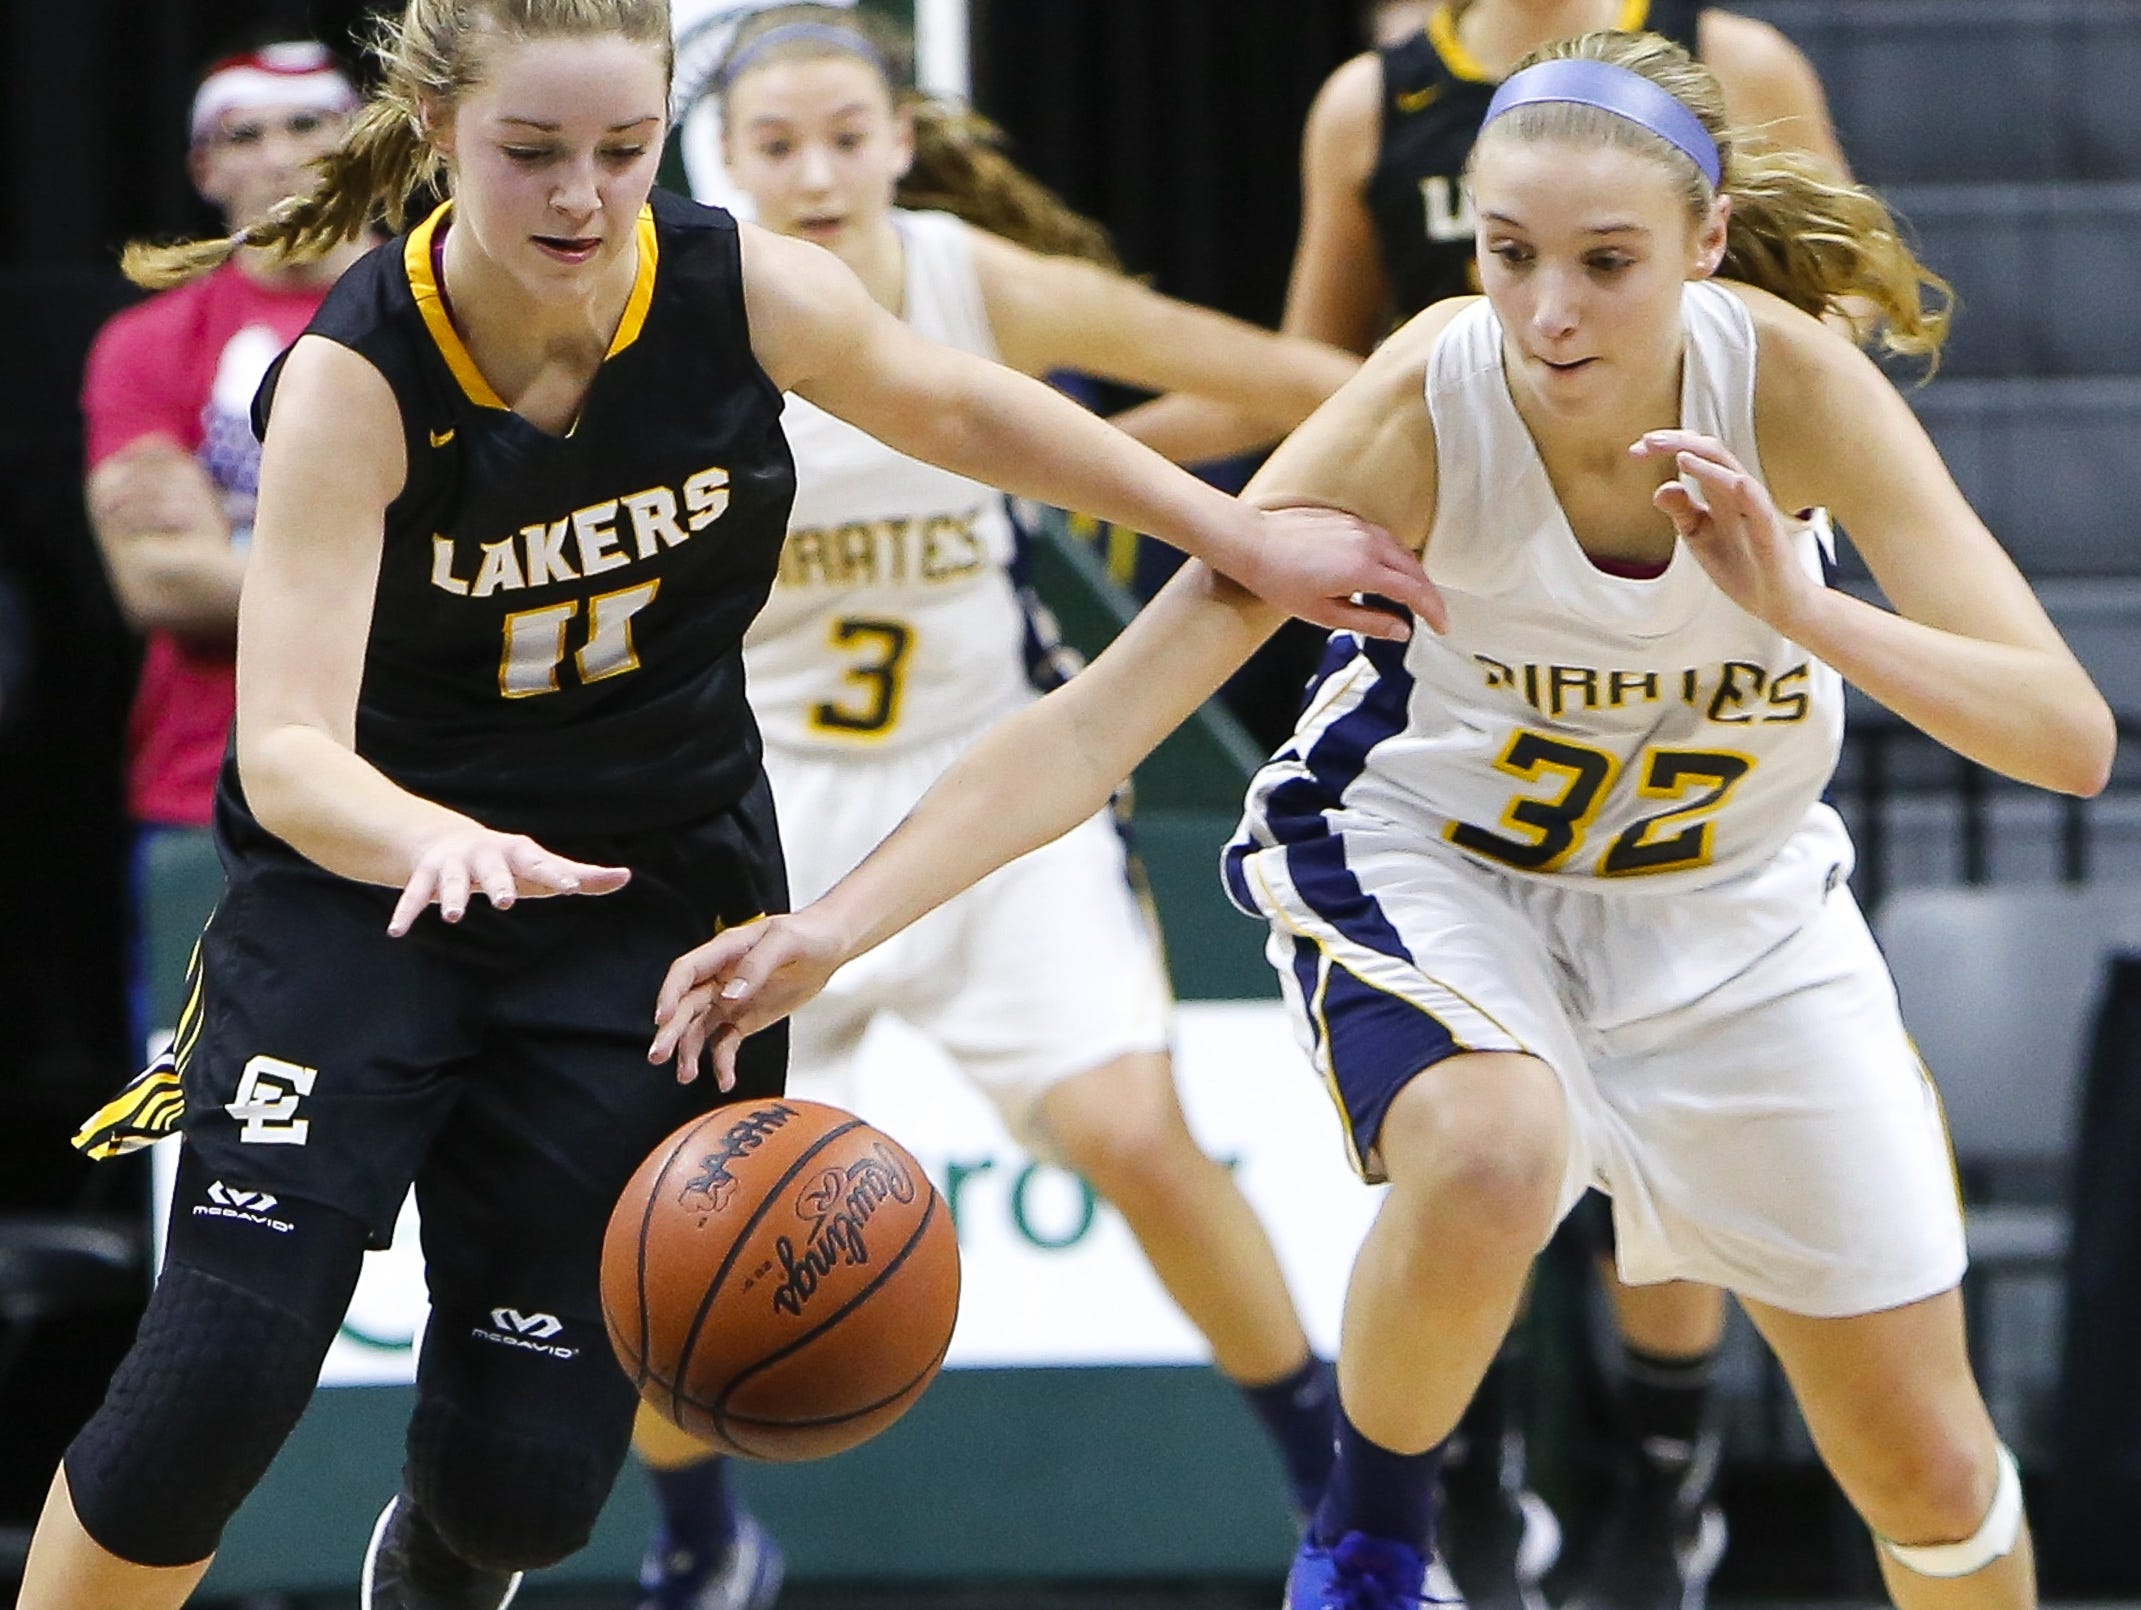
[1221,502,1447,640]
[388,827,631,936]
[650,909,850,1090]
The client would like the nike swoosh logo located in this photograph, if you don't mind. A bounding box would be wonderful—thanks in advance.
[1395,85,1443,114]
[429,427,456,448]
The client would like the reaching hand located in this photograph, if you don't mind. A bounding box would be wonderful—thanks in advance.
[1634,430,1822,638]
[649,908,852,1089]
[388,826,631,936]
[1224,503,1447,639]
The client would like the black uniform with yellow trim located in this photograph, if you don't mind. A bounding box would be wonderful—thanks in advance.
[1367,0,1703,315]
[61,191,808,1580]
[180,187,794,1283]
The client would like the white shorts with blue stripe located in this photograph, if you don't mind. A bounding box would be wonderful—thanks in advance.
[1227,805,1967,1320]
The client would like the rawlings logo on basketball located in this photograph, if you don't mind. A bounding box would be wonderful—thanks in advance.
[768,1143,919,1318]
[677,1102,798,1222]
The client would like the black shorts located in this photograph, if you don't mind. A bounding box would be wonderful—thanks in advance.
[174,775,788,1324]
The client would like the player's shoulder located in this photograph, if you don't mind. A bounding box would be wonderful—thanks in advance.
[1697,8,1821,90]
[1335,295,1474,432]
[1308,50,1387,150]
[1383,294,1480,371]
[1717,279,1883,422]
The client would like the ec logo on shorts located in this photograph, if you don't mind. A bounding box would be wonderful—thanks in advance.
[226,1054,318,1145]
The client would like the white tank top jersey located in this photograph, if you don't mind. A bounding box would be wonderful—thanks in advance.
[744,210,1031,753]
[1240,280,1846,894]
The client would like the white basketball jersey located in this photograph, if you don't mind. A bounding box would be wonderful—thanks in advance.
[745,210,1029,753]
[1239,281,1845,893]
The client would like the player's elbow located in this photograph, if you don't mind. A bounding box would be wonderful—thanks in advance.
[2056,696,2118,798]
[233,720,333,838]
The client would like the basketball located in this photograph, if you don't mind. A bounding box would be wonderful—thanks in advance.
[600,1098,961,1462]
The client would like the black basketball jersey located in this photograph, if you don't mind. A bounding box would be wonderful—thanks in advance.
[237,189,795,846]
[1366,0,1705,318]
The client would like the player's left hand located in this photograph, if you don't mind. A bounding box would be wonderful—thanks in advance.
[650,908,852,1090]
[1634,430,1822,638]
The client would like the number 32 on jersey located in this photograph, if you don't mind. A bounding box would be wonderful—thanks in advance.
[1448,728,1754,877]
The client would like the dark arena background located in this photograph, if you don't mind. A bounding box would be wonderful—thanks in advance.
[3,1,2139,1606]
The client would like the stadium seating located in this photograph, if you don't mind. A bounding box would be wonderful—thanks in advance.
[1739,1,2141,185]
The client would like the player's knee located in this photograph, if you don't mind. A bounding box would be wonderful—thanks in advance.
[65,1261,343,1566]
[1878,1444,2025,1578]
[405,1326,636,1574]
[1846,1423,2006,1544]
[1045,1064,1206,1214]
[407,1393,624,1571]
[1382,1056,1566,1246]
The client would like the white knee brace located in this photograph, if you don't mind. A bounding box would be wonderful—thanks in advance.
[1880,1444,2024,1579]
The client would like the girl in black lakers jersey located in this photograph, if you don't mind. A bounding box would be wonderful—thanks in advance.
[20,4,1436,1609]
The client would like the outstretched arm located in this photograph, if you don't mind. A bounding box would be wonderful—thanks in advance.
[964,228,1361,463]
[741,222,1430,638]
[650,323,1447,1086]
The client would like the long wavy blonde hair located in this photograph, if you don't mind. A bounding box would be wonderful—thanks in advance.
[124,0,674,289]
[1472,30,1951,366]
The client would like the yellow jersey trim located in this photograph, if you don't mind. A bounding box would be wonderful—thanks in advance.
[403,201,661,409]
[405,203,506,410]
[609,205,659,359]
[1428,0,1651,84]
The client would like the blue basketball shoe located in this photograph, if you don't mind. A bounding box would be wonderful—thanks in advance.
[637,1505,785,1610]
[1285,1530,1465,1610]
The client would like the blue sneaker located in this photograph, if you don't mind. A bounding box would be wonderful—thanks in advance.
[1286,1530,1463,1610]
[637,1507,785,1610]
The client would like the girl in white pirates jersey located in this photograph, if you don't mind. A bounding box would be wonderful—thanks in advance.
[653,27,2116,1610]
[626,10,1368,1607]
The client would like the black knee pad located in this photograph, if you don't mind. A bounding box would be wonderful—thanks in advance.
[404,1306,637,1573]
[66,1264,326,1565]
[64,1171,368,1567]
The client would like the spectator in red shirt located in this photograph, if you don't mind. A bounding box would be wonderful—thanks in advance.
[83,41,367,832]
[82,39,366,1044]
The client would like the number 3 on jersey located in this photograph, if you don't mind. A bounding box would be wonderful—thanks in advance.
[811,617,914,737]
[1448,729,1753,877]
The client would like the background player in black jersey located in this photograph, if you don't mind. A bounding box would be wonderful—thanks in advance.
[16,3,1438,1608]
[1113,8,1849,1610]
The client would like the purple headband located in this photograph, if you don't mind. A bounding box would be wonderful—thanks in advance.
[720,20,888,89]
[1482,58,1722,190]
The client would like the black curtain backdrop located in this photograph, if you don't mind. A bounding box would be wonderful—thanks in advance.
[970,1,1366,328]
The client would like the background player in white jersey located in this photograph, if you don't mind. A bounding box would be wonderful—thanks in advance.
[626,10,1364,1608]
[650,26,2115,1610]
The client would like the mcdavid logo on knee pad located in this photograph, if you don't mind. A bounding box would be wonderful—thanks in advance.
[193,1179,296,1233]
[473,1307,581,1359]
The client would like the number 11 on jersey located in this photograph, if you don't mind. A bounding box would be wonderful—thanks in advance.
[499,580,660,698]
